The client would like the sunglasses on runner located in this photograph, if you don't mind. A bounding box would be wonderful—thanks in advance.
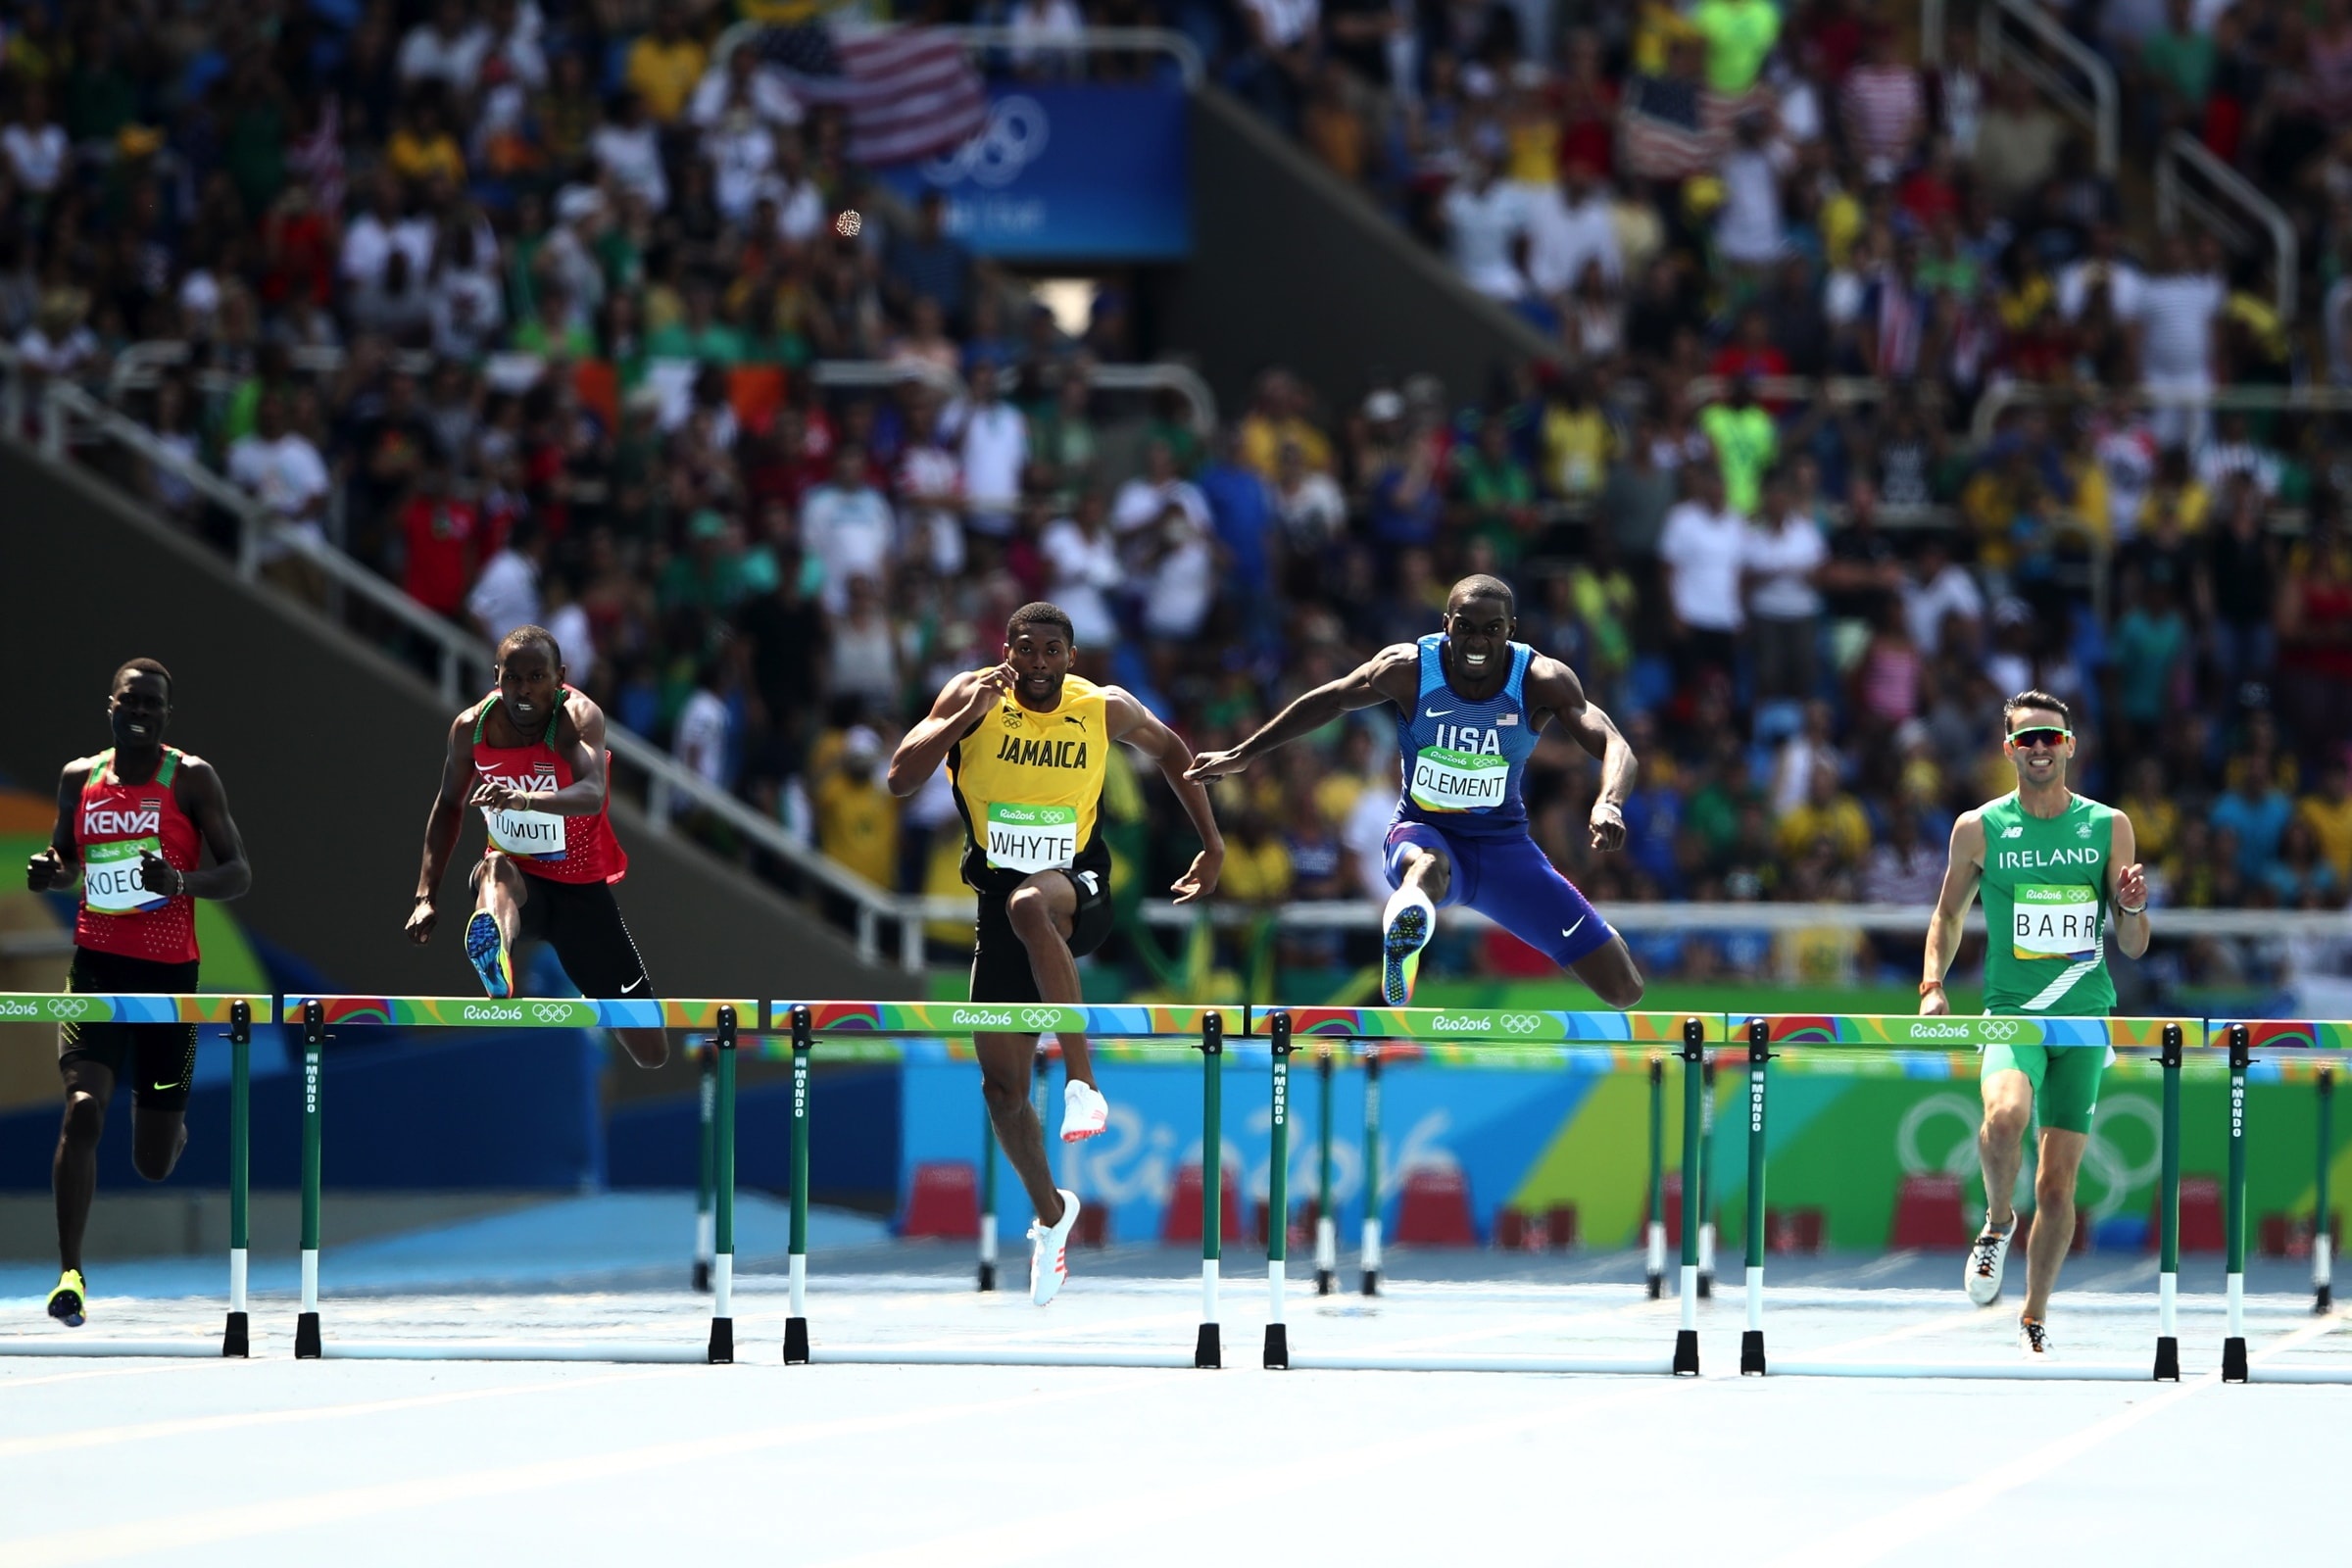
[2007,728,2071,749]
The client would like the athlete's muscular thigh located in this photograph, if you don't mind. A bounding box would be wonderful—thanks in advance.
[1006,871,1077,941]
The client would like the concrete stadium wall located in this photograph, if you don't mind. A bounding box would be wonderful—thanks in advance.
[0,443,913,1036]
[1153,87,1553,416]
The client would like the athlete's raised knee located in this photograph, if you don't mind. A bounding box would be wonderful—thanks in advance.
[132,1127,184,1182]
[617,1027,666,1069]
[60,1091,105,1149]
[1004,884,1066,945]
[1982,1102,2032,1147]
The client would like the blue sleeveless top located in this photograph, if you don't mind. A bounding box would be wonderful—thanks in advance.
[1392,635,1537,840]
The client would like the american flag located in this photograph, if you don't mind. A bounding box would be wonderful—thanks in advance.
[1618,76,1766,181]
[752,24,989,168]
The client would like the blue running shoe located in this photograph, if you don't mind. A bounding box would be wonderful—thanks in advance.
[1381,889,1435,1006]
[466,910,513,998]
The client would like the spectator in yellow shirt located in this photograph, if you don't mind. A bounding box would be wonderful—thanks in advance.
[1775,761,1872,866]
[1217,809,1295,905]
[1239,368,1333,477]
[2118,757,2181,868]
[627,2,710,125]
[387,97,467,190]
[814,725,901,892]
[2298,760,2352,882]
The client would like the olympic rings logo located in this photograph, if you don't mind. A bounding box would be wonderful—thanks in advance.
[1021,1007,1062,1031]
[1896,1092,2163,1222]
[1500,1014,1544,1035]
[923,96,1050,190]
[48,999,91,1020]
[1981,1020,2021,1043]
[533,1004,575,1023]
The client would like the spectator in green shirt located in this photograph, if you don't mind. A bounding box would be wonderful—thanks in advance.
[1698,377,1778,518]
[1450,415,1539,566]
[658,508,751,615]
[2140,0,2215,118]
[646,280,747,366]
[1690,0,1782,95]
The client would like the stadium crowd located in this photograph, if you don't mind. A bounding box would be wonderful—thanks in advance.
[10,0,2352,987]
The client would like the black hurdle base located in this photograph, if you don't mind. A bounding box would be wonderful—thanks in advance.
[2318,1284,2334,1314]
[1646,1273,1663,1300]
[2154,1336,2180,1381]
[1697,1273,1713,1299]
[692,1260,710,1293]
[1315,1268,1333,1295]
[295,1311,321,1359]
[978,1261,996,1292]
[707,1317,734,1364]
[784,1317,810,1364]
[1263,1324,1289,1370]
[221,1311,249,1358]
[1361,1268,1380,1297]
[1740,1330,1766,1376]
[1673,1329,1699,1377]
[1195,1323,1221,1369]
[2223,1336,2249,1383]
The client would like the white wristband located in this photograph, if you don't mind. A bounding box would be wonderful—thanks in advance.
[2117,902,2146,917]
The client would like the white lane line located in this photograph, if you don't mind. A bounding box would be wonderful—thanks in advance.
[1762,1313,2345,1568]
[0,1360,241,1392]
[812,1377,1682,1568]
[0,1367,674,1461]
[0,1378,1119,1567]
[1785,1306,1999,1361]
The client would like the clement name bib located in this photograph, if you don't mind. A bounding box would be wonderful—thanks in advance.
[487,807,566,860]
[1409,748,1509,812]
[2012,884,2099,959]
[986,803,1078,873]
[82,837,169,913]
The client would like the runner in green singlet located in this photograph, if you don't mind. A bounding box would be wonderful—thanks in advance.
[1921,691,2150,1357]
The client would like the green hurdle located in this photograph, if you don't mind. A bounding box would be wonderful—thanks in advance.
[281,995,750,1363]
[2317,1064,2334,1314]
[1264,1011,1294,1367]
[1646,1054,1666,1298]
[693,1044,716,1293]
[1740,1020,1770,1375]
[0,993,262,1360]
[1314,1045,1337,1295]
[777,1001,1240,1369]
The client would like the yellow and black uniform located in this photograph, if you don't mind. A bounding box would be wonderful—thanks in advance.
[948,673,1116,1003]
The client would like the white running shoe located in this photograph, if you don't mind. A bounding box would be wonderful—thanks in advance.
[1965,1219,2015,1305]
[2018,1316,2054,1357]
[1028,1190,1081,1306]
[1060,1080,1108,1143]
[1381,887,1436,1006]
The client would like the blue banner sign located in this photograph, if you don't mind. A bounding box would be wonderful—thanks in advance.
[877,84,1190,261]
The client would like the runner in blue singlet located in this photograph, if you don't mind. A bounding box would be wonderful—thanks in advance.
[1188,575,1644,1006]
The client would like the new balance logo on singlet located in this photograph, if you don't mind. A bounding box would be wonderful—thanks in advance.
[992,735,1091,769]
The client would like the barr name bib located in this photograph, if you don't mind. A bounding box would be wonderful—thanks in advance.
[1409,748,1509,812]
[83,837,170,913]
[487,806,567,860]
[2012,883,2100,959]
[986,803,1078,873]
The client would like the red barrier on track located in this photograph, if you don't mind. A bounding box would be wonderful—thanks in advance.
[1890,1174,1969,1250]
[900,1161,980,1240]
[1160,1163,1243,1245]
[1396,1166,1477,1247]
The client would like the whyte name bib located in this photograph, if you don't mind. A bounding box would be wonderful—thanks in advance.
[486,807,567,860]
[986,803,1078,873]
[2012,884,2100,959]
[1409,748,1509,812]
[83,837,169,913]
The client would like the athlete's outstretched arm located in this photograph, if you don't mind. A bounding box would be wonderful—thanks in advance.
[164,760,252,901]
[2108,812,2150,959]
[408,713,477,944]
[1921,811,1987,1015]
[1186,644,1419,781]
[25,761,89,892]
[1105,687,1224,903]
[888,666,1010,798]
[1527,658,1636,852]
[467,696,613,818]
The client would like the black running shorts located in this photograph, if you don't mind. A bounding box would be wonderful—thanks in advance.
[57,947,200,1111]
[968,866,1113,1006]
[481,866,654,1000]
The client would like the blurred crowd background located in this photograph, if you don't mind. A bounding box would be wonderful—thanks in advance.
[13,0,2352,992]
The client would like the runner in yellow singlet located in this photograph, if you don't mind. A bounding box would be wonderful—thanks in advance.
[888,603,1224,1306]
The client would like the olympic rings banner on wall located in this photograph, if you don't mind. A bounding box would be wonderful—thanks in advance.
[874,84,1191,261]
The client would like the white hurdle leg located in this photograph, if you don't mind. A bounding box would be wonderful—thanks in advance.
[1645,1219,1666,1298]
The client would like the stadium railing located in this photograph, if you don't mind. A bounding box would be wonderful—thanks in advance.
[1974,0,2120,179]
[2157,131,2297,324]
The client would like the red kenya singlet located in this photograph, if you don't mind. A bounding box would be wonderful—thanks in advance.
[74,748,201,963]
[470,689,628,884]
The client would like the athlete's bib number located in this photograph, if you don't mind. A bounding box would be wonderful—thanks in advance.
[1409,748,1509,812]
[83,837,169,913]
[986,803,1077,873]
[2012,884,2100,960]
[486,806,566,860]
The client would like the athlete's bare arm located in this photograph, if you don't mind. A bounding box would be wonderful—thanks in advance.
[24,760,92,892]
[467,693,612,818]
[1186,644,1420,780]
[1921,810,1988,1016]
[887,665,1014,798]
[166,758,252,901]
[1104,686,1224,903]
[2107,812,2150,959]
[1524,656,1636,852]
[409,708,484,945]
